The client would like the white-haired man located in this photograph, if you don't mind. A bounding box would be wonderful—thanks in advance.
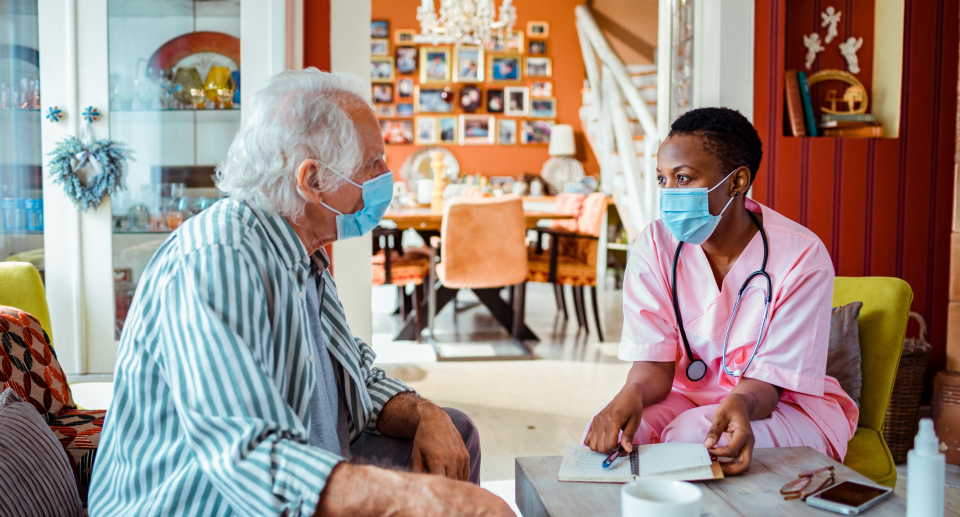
[88,69,511,517]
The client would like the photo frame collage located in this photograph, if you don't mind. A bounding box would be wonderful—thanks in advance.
[372,19,557,146]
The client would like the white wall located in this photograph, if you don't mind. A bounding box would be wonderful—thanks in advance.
[330,0,373,344]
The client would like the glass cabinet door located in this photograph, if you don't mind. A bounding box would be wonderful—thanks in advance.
[1,1,44,276]
[107,0,241,338]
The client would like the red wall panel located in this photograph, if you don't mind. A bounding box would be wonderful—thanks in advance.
[753,0,959,379]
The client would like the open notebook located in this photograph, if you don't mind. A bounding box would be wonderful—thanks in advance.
[558,442,724,483]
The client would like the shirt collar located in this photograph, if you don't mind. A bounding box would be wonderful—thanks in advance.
[245,201,312,271]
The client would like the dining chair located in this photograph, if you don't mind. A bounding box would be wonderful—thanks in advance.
[371,227,431,342]
[428,195,531,359]
[527,192,609,341]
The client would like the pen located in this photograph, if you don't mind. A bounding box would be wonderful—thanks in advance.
[602,445,624,469]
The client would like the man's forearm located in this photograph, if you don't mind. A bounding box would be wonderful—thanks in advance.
[376,391,437,438]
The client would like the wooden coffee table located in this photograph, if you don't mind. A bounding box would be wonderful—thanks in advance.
[515,447,905,516]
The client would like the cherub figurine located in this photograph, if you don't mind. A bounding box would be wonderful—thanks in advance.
[803,33,825,70]
[839,36,863,74]
[821,6,842,43]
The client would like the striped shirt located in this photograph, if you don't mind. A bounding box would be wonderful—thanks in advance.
[88,198,414,517]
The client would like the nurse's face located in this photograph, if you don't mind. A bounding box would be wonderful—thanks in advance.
[656,133,747,216]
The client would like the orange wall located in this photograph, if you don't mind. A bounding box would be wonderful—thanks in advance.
[372,0,600,178]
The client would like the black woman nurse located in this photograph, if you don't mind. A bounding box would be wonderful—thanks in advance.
[582,107,858,475]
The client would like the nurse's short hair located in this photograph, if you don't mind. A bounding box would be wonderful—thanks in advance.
[216,68,369,221]
[668,107,763,184]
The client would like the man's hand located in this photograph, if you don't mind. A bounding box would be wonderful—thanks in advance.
[703,394,755,476]
[411,403,471,481]
[584,384,644,454]
[318,463,512,517]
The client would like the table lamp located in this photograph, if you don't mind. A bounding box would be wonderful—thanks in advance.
[540,124,585,195]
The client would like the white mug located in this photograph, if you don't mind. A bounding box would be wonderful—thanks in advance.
[621,479,702,517]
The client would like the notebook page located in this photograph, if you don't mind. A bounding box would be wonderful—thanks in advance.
[635,442,712,477]
[557,443,635,483]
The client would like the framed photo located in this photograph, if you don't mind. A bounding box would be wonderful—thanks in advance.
[394,29,416,44]
[506,30,525,52]
[371,38,389,56]
[521,119,554,144]
[498,118,517,145]
[486,89,504,113]
[504,86,529,116]
[454,46,484,83]
[371,57,395,83]
[372,83,394,104]
[459,85,482,113]
[376,104,396,117]
[397,78,414,99]
[416,86,454,113]
[487,53,523,84]
[420,47,452,83]
[530,97,557,118]
[397,103,414,117]
[459,115,495,145]
[439,116,458,144]
[526,21,549,38]
[531,81,553,98]
[528,40,547,56]
[525,57,552,78]
[415,116,439,145]
[371,20,389,39]
[395,46,418,75]
[381,119,413,144]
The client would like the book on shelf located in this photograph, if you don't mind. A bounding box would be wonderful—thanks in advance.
[821,123,884,138]
[783,70,806,136]
[797,71,817,137]
[817,120,878,129]
[821,113,877,123]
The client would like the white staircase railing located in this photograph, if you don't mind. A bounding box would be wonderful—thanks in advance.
[575,4,660,241]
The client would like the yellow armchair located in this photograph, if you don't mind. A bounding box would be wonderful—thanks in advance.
[834,276,913,488]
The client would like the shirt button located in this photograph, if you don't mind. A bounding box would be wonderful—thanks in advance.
[307,355,313,363]
[299,290,305,299]
[302,256,309,263]
[285,259,292,267]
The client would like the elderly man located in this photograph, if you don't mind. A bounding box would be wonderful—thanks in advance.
[89,69,511,517]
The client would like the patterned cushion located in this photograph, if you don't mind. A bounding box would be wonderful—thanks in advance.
[0,306,71,419]
[0,388,83,517]
[527,252,597,286]
[827,302,863,407]
[372,250,431,286]
[0,305,105,506]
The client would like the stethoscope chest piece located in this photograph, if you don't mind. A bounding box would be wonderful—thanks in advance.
[686,359,708,382]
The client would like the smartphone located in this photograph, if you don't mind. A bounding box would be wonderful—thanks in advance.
[805,480,894,515]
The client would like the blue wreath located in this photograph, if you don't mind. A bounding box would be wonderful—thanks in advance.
[48,136,128,211]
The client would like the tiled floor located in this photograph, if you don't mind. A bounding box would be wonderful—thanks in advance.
[373,282,960,514]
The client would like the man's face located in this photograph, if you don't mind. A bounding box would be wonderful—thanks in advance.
[318,102,389,215]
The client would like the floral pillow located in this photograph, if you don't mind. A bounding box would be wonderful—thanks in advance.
[0,306,73,419]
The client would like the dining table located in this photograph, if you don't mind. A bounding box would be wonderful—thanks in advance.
[382,205,575,343]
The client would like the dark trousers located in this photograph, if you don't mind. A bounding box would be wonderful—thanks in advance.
[349,407,481,485]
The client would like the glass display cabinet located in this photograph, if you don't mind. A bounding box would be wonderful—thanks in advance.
[8,0,285,374]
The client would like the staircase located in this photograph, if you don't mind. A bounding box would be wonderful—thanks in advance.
[575,5,660,243]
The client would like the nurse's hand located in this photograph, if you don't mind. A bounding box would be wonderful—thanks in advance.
[703,394,755,476]
[584,386,645,454]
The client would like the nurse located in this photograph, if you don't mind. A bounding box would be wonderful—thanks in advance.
[583,107,858,476]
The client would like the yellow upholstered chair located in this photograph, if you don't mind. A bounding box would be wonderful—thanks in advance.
[834,276,913,488]
[0,262,53,346]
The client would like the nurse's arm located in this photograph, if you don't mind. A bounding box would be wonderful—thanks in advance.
[584,361,675,455]
[703,377,784,475]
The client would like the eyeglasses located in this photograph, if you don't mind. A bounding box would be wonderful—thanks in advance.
[780,466,836,501]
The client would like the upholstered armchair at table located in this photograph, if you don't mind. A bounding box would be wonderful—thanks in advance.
[527,192,609,341]
[372,227,431,342]
[834,276,913,488]
[429,195,530,357]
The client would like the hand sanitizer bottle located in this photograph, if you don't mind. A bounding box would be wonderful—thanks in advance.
[907,418,945,517]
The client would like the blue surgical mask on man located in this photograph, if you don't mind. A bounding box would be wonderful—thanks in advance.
[659,169,739,245]
[313,169,394,240]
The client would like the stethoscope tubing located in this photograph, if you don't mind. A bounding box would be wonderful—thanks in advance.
[671,209,771,381]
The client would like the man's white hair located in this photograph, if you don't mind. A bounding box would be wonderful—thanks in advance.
[216,68,370,221]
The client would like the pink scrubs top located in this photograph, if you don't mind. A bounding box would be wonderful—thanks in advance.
[619,199,858,459]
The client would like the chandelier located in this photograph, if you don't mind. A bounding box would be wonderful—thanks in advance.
[415,0,517,46]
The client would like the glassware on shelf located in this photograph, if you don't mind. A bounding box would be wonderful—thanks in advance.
[148,210,166,231]
[217,88,235,109]
[189,88,206,109]
[204,66,233,105]
[166,210,183,230]
[126,204,150,231]
[1,198,26,231]
[173,67,204,108]
[231,70,241,105]
[24,199,43,231]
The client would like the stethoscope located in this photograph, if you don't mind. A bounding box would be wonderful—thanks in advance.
[671,209,772,382]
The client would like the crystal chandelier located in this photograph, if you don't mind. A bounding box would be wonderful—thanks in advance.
[416,0,517,46]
